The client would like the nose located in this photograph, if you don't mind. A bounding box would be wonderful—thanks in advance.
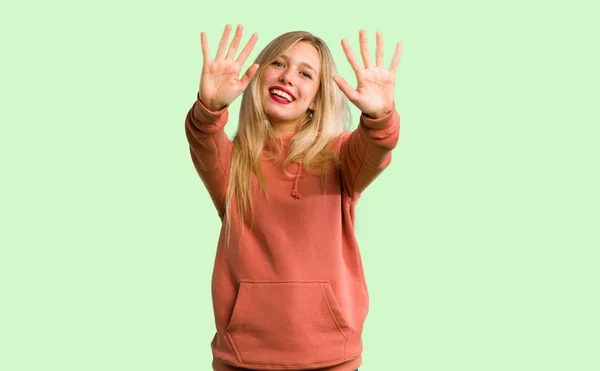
[279,70,294,85]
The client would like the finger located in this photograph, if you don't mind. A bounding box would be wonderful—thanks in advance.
[239,63,260,89]
[235,32,258,65]
[226,24,244,60]
[215,24,232,60]
[332,75,358,102]
[359,30,372,68]
[389,42,403,72]
[201,32,210,62]
[341,39,362,75]
[375,31,384,68]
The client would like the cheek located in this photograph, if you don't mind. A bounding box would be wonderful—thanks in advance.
[308,86,320,103]
[259,71,273,89]
[302,82,319,99]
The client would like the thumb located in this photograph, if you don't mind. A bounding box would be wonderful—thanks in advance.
[239,63,260,90]
[332,75,357,102]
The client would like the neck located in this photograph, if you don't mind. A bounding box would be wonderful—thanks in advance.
[271,120,300,138]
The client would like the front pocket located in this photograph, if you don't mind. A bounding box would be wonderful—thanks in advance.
[225,280,351,367]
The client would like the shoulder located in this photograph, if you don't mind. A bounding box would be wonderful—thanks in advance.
[326,131,352,153]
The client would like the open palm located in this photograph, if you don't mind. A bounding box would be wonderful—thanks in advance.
[333,30,402,119]
[199,24,259,111]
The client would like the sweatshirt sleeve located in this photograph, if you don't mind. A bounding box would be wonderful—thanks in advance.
[338,108,400,199]
[184,93,233,217]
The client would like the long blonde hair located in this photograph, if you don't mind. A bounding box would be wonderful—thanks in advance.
[224,31,351,244]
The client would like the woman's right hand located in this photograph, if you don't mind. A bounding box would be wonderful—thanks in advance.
[199,24,259,111]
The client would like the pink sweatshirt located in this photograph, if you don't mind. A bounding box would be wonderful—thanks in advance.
[185,93,400,371]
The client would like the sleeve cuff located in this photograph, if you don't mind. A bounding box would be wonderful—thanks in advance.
[192,92,229,124]
[195,92,228,115]
[359,108,399,139]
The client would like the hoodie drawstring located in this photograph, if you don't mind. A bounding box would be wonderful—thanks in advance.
[291,162,302,200]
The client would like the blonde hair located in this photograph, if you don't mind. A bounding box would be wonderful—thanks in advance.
[224,31,351,245]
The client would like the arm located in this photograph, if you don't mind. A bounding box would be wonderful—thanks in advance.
[185,93,232,216]
[339,108,400,198]
[333,30,403,198]
[185,24,259,217]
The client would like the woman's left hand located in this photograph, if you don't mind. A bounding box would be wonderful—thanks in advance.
[333,30,402,119]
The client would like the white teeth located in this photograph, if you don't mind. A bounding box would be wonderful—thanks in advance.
[270,89,293,102]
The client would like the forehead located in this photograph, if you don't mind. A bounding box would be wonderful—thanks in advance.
[280,41,321,71]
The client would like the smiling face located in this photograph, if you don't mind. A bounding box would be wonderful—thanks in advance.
[259,41,321,135]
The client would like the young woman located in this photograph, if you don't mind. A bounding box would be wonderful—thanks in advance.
[185,24,402,371]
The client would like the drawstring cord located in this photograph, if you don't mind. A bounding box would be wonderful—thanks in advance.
[291,162,302,200]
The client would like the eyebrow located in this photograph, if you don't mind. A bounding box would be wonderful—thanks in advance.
[280,54,317,73]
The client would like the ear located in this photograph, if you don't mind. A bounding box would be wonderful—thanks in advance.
[308,99,317,111]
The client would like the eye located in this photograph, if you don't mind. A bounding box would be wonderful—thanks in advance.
[301,71,312,79]
[272,61,284,68]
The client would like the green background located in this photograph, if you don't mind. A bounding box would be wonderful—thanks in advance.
[2,0,598,370]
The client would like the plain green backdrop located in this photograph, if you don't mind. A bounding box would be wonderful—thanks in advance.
[1,0,598,370]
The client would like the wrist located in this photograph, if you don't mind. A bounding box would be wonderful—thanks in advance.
[197,93,227,112]
[365,108,393,120]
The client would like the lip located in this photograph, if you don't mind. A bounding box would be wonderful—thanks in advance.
[269,86,296,101]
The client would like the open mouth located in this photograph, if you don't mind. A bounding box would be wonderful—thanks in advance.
[269,86,296,104]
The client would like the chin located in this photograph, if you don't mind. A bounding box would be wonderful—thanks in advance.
[263,105,291,121]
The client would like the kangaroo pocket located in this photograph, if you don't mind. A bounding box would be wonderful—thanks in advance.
[225,280,351,368]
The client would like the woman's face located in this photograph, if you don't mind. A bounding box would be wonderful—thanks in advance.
[259,41,321,132]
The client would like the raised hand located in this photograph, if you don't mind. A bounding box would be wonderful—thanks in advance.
[199,24,259,111]
[333,30,402,119]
